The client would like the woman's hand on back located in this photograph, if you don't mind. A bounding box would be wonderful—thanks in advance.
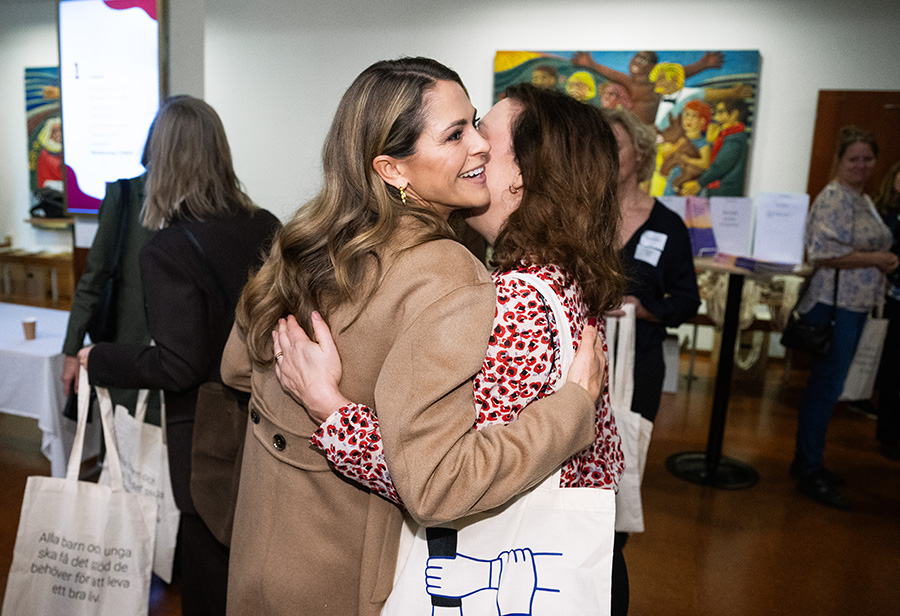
[273,313,351,423]
[565,321,606,404]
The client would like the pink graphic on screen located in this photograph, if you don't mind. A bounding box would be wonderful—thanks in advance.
[65,165,102,213]
[104,0,157,21]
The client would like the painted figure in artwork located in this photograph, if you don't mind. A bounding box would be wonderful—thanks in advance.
[531,65,559,90]
[565,71,597,102]
[659,100,712,196]
[571,50,723,124]
[682,99,750,197]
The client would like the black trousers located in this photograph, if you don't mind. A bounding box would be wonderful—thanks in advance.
[877,296,900,447]
[178,513,229,616]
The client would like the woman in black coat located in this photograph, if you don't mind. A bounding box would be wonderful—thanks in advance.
[78,96,281,616]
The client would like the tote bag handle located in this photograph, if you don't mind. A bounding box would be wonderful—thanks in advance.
[67,367,126,492]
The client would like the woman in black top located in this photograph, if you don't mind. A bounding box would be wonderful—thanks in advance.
[606,108,700,423]
[603,108,700,616]
[78,96,281,616]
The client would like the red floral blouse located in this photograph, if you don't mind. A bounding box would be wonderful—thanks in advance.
[310,263,624,505]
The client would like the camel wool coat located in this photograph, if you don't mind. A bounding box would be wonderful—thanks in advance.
[221,222,596,616]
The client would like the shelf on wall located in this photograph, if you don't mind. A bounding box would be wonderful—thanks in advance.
[25,217,74,231]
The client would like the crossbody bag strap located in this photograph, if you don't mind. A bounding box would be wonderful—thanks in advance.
[504,272,575,380]
[107,178,132,280]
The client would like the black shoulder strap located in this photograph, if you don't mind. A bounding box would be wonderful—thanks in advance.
[108,179,132,280]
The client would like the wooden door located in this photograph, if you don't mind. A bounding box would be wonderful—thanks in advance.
[807,90,900,198]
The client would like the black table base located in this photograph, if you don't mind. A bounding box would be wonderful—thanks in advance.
[666,451,759,490]
[667,271,759,491]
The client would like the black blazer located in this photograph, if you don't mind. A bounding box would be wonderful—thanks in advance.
[88,207,281,513]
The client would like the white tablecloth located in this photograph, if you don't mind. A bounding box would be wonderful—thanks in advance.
[0,302,100,476]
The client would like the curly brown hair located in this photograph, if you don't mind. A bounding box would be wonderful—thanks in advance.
[490,83,625,314]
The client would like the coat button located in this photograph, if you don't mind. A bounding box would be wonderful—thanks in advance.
[273,434,286,451]
[250,410,260,424]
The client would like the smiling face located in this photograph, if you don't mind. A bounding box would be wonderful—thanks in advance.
[462,98,523,245]
[835,141,877,191]
[629,51,656,79]
[392,80,490,219]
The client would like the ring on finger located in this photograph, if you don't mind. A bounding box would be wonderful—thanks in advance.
[275,351,284,361]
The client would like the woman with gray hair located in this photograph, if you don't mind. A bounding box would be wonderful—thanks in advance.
[603,107,700,616]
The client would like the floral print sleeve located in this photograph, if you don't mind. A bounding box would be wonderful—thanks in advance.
[311,263,624,504]
[311,404,400,504]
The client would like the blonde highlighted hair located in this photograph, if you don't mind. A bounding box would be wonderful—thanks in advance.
[875,160,900,214]
[236,57,465,365]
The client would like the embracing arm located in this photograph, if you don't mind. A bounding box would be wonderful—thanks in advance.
[278,286,598,525]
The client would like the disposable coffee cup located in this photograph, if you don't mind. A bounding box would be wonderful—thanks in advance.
[23,318,36,340]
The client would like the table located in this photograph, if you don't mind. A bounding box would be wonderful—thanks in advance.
[666,262,761,489]
[0,302,99,476]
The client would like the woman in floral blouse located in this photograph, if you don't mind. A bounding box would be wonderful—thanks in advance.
[792,126,897,509]
[274,84,625,501]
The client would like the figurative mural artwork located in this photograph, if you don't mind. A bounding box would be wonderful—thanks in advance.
[494,51,760,198]
[26,67,63,193]
[25,67,65,217]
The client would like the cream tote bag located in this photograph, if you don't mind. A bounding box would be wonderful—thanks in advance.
[383,272,616,616]
[605,304,653,533]
[839,306,889,402]
[2,368,157,616]
[99,388,180,583]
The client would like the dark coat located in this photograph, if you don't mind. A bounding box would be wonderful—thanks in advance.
[87,207,281,514]
[63,175,160,416]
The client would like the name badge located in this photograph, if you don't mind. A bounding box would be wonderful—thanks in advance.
[639,230,668,252]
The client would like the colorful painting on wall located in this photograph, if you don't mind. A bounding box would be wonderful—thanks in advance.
[26,67,63,193]
[25,67,64,215]
[494,50,760,198]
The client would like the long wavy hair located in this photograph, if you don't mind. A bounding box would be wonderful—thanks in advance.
[491,83,625,314]
[237,57,465,364]
[874,160,900,215]
[141,95,255,229]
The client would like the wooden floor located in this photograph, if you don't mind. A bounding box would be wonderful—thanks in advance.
[1,355,898,615]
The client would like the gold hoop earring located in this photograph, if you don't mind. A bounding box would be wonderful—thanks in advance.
[399,184,407,205]
[509,185,519,194]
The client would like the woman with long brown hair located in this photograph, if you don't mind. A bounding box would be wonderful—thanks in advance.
[221,61,608,615]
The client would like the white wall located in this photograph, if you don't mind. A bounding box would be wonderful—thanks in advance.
[2,0,900,243]
[0,0,70,252]
[203,0,900,221]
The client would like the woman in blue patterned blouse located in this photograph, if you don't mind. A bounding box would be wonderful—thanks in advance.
[793,126,897,509]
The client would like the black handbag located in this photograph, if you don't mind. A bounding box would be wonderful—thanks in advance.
[781,269,838,355]
[85,179,132,343]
